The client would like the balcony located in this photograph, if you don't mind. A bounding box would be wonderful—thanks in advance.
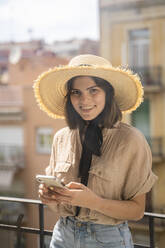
[0,144,24,169]
[0,85,24,121]
[0,196,165,248]
[0,145,24,188]
[131,66,163,92]
[146,137,165,163]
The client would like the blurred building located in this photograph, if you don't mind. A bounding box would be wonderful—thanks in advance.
[0,49,9,85]
[45,38,99,58]
[99,0,165,247]
[0,37,100,247]
[0,38,99,85]
[0,42,68,247]
[0,84,25,247]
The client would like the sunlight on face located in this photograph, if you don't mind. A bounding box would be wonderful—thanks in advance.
[70,76,106,121]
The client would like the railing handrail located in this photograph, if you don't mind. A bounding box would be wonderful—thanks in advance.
[1,196,165,219]
[1,196,165,218]
[145,211,165,219]
[0,196,40,205]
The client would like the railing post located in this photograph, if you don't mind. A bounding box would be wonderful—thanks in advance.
[15,214,24,248]
[149,216,155,248]
[39,203,44,248]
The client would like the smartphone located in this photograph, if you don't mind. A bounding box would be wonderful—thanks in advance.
[36,175,65,188]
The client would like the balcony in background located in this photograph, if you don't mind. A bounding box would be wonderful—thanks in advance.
[0,85,24,121]
[146,137,165,163]
[131,66,163,92]
[0,144,24,188]
[0,144,24,169]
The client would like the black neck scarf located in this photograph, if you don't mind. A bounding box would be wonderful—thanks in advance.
[79,120,103,185]
[75,119,103,216]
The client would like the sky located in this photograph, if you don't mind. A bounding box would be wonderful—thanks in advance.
[0,0,99,43]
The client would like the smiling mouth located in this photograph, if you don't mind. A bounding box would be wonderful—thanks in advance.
[80,106,95,111]
[80,105,96,114]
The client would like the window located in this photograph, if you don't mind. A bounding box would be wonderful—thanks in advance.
[36,127,54,154]
[128,28,150,67]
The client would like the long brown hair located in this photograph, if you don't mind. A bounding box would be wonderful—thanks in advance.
[65,76,122,129]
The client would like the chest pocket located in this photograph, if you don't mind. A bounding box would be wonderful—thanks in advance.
[89,163,112,182]
[88,163,114,198]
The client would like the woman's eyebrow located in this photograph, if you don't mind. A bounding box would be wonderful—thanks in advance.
[86,85,98,90]
[72,85,97,91]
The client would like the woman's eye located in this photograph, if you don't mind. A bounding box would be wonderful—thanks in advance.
[70,90,80,96]
[89,88,98,94]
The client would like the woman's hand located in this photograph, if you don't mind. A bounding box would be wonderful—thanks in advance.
[39,182,145,221]
[53,182,145,221]
[38,183,61,205]
[54,182,100,209]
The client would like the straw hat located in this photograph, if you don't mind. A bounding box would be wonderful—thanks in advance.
[33,54,143,119]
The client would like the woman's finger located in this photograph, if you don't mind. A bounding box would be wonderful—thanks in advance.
[55,193,72,204]
[39,183,49,193]
[53,188,68,195]
[66,182,85,189]
[39,190,59,203]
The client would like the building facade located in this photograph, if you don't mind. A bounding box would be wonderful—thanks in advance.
[99,0,165,247]
[0,38,100,247]
[0,46,68,247]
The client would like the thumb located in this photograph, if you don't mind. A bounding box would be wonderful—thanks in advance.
[66,182,85,189]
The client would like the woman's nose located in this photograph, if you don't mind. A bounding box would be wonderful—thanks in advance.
[80,93,91,103]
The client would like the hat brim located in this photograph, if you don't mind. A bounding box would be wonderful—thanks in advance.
[33,65,143,119]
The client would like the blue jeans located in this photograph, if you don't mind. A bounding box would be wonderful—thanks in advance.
[49,216,134,248]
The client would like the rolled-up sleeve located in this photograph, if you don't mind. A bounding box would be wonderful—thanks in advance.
[45,134,57,176]
[44,133,60,213]
[122,130,158,200]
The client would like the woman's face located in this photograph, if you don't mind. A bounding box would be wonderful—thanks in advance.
[70,76,106,121]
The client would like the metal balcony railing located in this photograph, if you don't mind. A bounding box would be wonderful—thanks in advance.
[131,66,162,87]
[0,144,24,168]
[0,196,165,248]
[146,137,164,158]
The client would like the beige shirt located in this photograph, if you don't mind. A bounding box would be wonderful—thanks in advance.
[45,121,157,225]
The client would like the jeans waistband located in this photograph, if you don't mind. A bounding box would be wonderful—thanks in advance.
[60,216,128,228]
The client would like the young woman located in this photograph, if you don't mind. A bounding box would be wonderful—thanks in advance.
[34,54,157,248]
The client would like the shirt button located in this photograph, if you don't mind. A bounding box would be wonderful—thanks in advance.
[98,171,102,175]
